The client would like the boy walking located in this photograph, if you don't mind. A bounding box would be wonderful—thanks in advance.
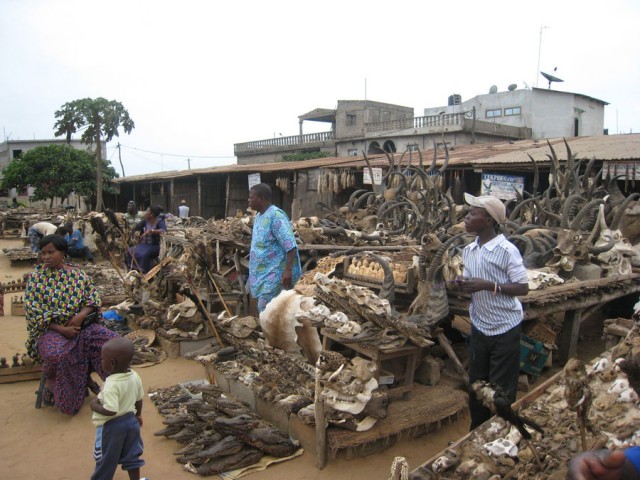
[90,337,147,480]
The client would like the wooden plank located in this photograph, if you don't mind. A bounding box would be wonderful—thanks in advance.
[412,369,564,473]
[0,364,42,384]
[558,308,583,363]
[143,256,172,282]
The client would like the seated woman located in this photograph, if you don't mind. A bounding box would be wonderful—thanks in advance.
[25,235,118,415]
[126,205,167,274]
[55,225,95,263]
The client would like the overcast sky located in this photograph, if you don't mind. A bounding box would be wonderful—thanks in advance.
[1,0,638,176]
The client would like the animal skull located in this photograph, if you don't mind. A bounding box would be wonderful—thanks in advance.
[483,438,518,457]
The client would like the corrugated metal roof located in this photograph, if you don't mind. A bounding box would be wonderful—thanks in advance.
[113,134,640,184]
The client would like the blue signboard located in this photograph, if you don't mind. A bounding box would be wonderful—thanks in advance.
[481,172,524,200]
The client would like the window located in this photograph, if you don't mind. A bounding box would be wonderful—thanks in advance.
[12,149,22,158]
[504,107,521,116]
[486,109,502,118]
[348,149,358,157]
[382,140,396,153]
[346,114,356,126]
[367,141,380,154]
[407,144,419,152]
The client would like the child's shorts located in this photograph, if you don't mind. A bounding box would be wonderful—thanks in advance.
[92,413,144,480]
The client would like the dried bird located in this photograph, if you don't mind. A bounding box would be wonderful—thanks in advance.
[564,358,596,451]
[470,381,544,440]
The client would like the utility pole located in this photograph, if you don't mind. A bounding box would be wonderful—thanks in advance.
[535,25,548,88]
[117,142,125,177]
[187,158,191,170]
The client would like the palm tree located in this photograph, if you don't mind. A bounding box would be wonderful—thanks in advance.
[54,98,134,211]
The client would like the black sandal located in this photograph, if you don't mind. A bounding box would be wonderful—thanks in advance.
[42,387,55,407]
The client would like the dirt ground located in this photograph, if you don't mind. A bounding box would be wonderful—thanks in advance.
[0,237,611,480]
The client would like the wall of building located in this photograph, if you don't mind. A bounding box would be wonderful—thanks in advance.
[335,100,414,141]
[0,139,108,210]
[426,89,606,141]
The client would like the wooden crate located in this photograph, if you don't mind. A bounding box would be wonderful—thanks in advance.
[0,364,41,383]
[11,302,25,316]
[342,257,416,294]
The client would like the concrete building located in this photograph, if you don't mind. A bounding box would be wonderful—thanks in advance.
[234,87,607,165]
[424,86,607,140]
[0,139,106,208]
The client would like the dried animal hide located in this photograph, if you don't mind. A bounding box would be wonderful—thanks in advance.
[166,298,203,332]
[259,290,322,364]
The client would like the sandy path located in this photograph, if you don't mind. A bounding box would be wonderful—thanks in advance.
[0,238,468,480]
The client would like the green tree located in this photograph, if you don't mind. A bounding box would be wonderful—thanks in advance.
[0,144,117,208]
[54,97,134,211]
[282,151,330,162]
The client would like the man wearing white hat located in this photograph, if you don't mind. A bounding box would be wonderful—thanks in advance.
[459,193,529,431]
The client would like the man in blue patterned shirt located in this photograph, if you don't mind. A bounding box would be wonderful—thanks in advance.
[459,193,529,430]
[248,183,301,312]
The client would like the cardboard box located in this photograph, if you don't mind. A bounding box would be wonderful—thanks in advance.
[379,371,395,385]
[520,335,551,377]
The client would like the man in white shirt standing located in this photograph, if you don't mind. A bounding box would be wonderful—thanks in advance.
[458,193,529,431]
[178,199,189,221]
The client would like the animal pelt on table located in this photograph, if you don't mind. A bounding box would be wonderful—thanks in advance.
[259,290,322,364]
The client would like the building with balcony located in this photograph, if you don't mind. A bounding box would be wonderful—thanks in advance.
[234,87,607,165]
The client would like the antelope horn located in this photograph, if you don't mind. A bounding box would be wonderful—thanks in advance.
[610,193,640,230]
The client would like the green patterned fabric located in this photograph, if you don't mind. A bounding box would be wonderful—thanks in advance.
[25,263,101,361]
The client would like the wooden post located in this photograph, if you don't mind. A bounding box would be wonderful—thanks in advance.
[197,176,202,218]
[558,308,583,363]
[314,367,327,469]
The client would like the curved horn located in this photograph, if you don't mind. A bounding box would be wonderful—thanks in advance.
[426,140,438,173]
[347,189,369,212]
[561,194,586,229]
[426,233,468,281]
[438,141,450,174]
[569,198,605,231]
[610,193,640,230]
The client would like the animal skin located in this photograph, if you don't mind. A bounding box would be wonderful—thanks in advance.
[259,290,322,364]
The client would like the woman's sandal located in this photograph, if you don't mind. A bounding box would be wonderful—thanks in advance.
[42,387,55,407]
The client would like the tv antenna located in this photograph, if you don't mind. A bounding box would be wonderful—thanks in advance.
[540,68,563,89]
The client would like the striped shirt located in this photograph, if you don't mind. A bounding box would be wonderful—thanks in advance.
[462,234,528,336]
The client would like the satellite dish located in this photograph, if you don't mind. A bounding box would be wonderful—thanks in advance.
[489,85,498,94]
[523,81,531,90]
[508,84,517,91]
[540,71,564,89]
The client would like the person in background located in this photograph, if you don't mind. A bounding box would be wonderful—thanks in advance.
[27,221,58,253]
[178,199,189,220]
[11,197,18,208]
[126,205,167,273]
[457,193,529,431]
[25,234,118,414]
[568,447,640,479]
[90,337,146,480]
[56,226,95,263]
[248,183,301,312]
[124,201,143,228]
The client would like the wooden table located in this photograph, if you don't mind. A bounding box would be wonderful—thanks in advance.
[321,329,420,397]
[448,273,640,362]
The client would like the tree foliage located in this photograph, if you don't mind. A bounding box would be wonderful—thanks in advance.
[282,151,330,162]
[0,144,117,206]
[54,97,134,211]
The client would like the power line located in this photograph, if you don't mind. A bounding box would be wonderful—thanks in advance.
[118,144,235,159]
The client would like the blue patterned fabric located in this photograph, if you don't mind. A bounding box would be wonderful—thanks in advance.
[249,205,301,311]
